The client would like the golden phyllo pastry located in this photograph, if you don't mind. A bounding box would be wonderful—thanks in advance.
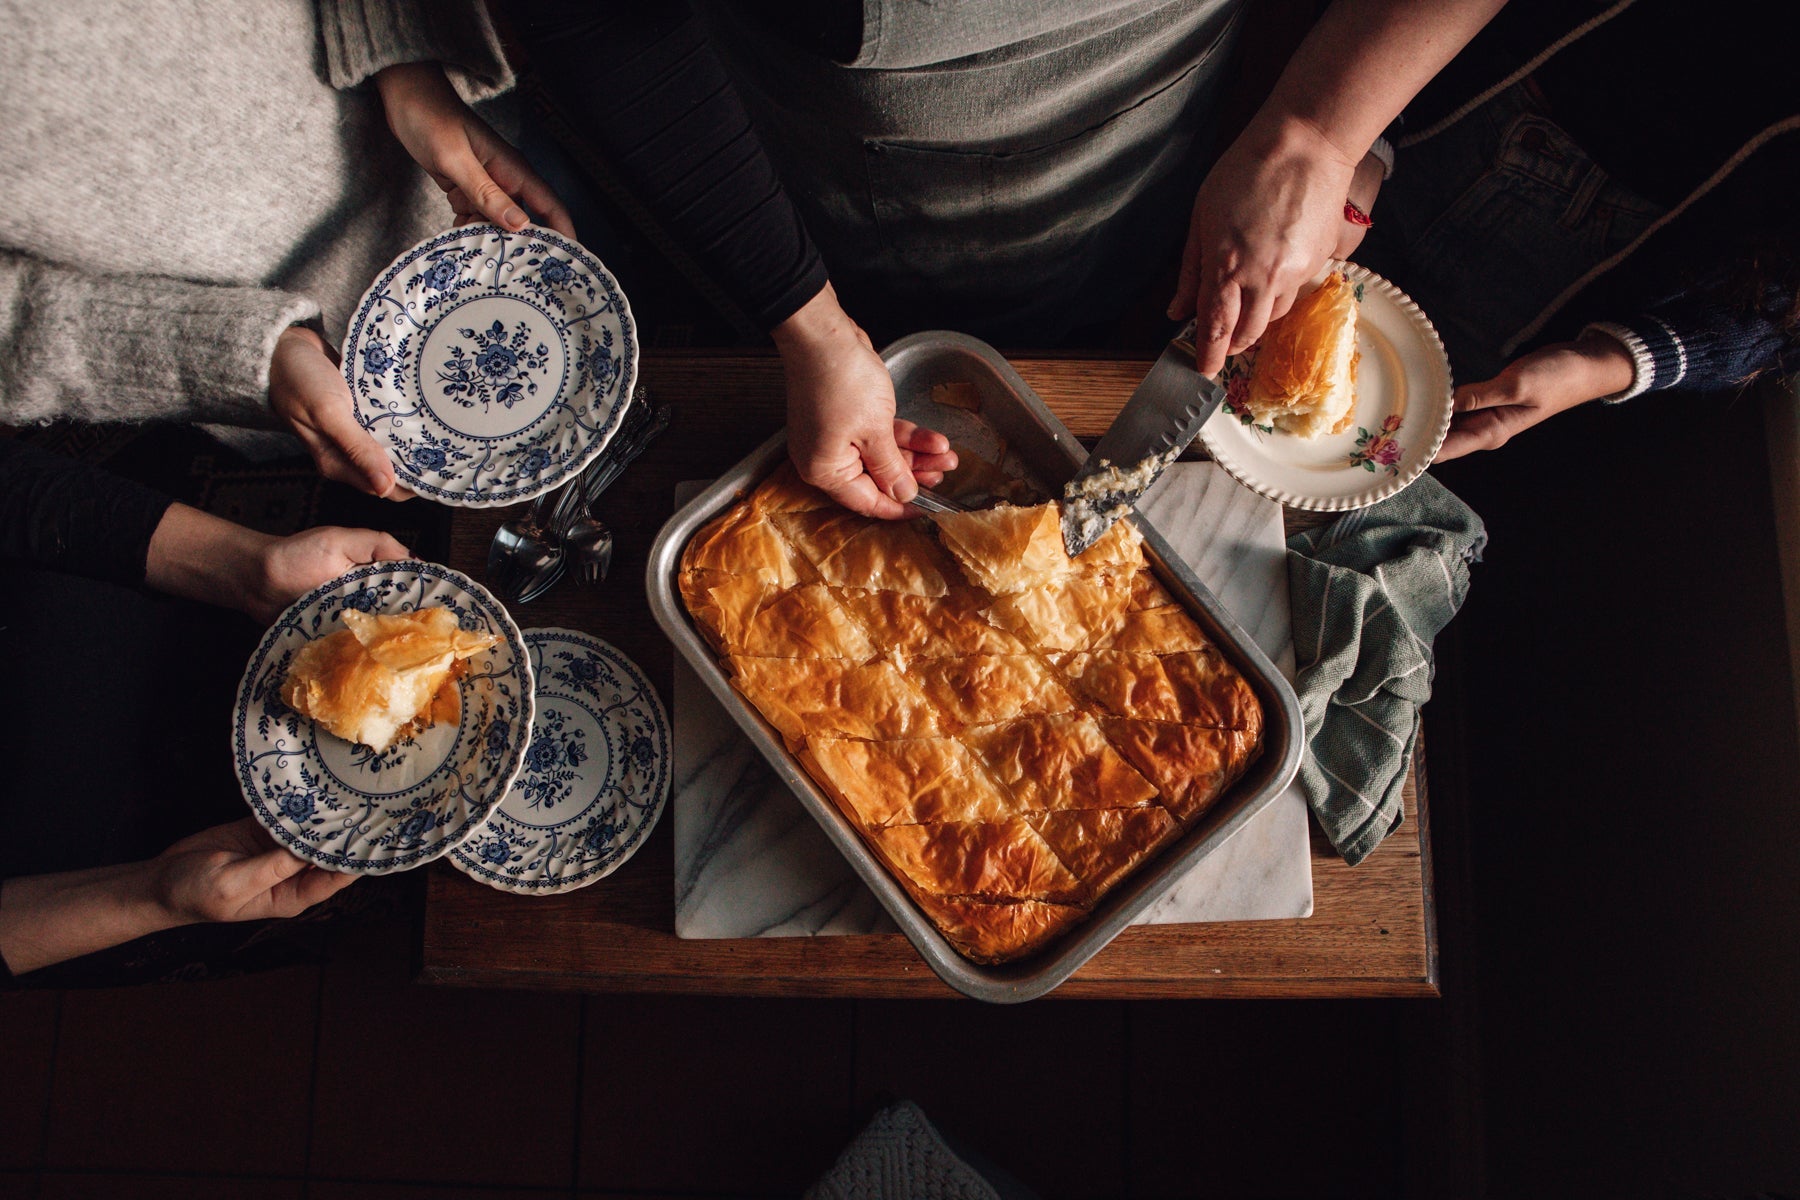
[282,607,496,751]
[1240,270,1361,439]
[678,478,1264,964]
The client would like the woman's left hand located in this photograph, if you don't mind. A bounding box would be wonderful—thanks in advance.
[145,507,412,623]
[1434,335,1637,462]
[375,62,576,238]
[246,526,413,622]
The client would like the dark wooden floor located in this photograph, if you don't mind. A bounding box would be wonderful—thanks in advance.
[0,901,1458,1198]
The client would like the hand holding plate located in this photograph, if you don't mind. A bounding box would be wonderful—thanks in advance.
[270,325,410,500]
[250,526,413,624]
[1434,335,1636,462]
[374,62,576,238]
[153,818,358,925]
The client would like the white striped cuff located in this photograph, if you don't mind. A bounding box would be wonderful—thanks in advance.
[1582,322,1656,404]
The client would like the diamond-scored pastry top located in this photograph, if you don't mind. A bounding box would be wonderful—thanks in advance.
[678,463,1264,963]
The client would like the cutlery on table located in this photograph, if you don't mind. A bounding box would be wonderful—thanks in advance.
[487,480,571,600]
[567,392,674,585]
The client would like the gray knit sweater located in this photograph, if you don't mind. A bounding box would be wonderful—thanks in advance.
[0,0,512,432]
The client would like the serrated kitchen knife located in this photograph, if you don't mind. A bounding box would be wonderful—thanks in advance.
[1060,320,1225,557]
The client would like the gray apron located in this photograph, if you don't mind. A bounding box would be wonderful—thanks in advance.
[700,0,1244,342]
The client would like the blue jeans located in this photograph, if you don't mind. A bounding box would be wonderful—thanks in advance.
[1359,85,1666,384]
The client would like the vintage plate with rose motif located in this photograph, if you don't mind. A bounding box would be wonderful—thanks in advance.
[452,628,670,895]
[233,562,534,875]
[343,222,637,507]
[1197,261,1453,512]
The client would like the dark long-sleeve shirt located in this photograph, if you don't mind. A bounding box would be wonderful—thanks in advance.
[1589,274,1799,402]
[0,440,173,586]
[510,2,827,332]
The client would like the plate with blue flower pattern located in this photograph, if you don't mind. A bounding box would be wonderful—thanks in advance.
[452,628,670,895]
[233,562,534,874]
[343,223,637,507]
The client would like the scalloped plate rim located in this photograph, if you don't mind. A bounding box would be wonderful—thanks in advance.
[342,222,638,509]
[231,561,535,875]
[449,626,671,896]
[1197,260,1453,512]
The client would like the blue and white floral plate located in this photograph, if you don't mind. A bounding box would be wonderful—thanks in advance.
[233,562,534,874]
[343,223,638,508]
[452,629,670,896]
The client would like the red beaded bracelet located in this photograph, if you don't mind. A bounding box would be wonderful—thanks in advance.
[1343,200,1374,227]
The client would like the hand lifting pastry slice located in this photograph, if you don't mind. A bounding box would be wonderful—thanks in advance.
[282,607,496,751]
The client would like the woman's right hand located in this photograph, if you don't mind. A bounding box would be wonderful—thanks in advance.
[1170,115,1361,376]
[153,819,357,926]
[0,819,356,976]
[776,285,957,519]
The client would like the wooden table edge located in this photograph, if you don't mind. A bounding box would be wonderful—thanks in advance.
[411,963,1440,1000]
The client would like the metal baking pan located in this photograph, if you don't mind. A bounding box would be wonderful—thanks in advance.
[646,331,1304,1002]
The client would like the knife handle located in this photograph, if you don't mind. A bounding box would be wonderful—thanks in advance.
[1170,319,1199,360]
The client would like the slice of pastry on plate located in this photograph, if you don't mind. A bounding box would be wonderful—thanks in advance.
[282,606,495,751]
[1240,269,1360,438]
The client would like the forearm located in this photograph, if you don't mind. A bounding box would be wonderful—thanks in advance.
[0,442,174,584]
[1254,0,1505,161]
[1554,332,1639,402]
[144,503,277,615]
[771,282,864,356]
[0,862,182,977]
[0,249,317,429]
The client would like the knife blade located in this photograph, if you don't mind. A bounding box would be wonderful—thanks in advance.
[1060,320,1225,557]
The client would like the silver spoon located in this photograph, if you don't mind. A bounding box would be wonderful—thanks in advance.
[487,484,566,598]
[511,476,591,603]
[568,397,670,586]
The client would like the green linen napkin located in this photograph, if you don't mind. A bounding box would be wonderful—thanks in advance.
[1285,473,1487,865]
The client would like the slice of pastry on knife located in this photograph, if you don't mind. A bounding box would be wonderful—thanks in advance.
[282,607,496,750]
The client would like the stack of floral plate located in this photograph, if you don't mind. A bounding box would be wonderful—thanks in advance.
[233,562,668,894]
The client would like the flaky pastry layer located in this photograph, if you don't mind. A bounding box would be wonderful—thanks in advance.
[282,606,494,751]
[1241,270,1361,439]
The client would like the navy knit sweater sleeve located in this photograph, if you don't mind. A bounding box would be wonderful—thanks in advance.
[1586,278,1799,402]
[508,1,829,332]
[0,441,174,585]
